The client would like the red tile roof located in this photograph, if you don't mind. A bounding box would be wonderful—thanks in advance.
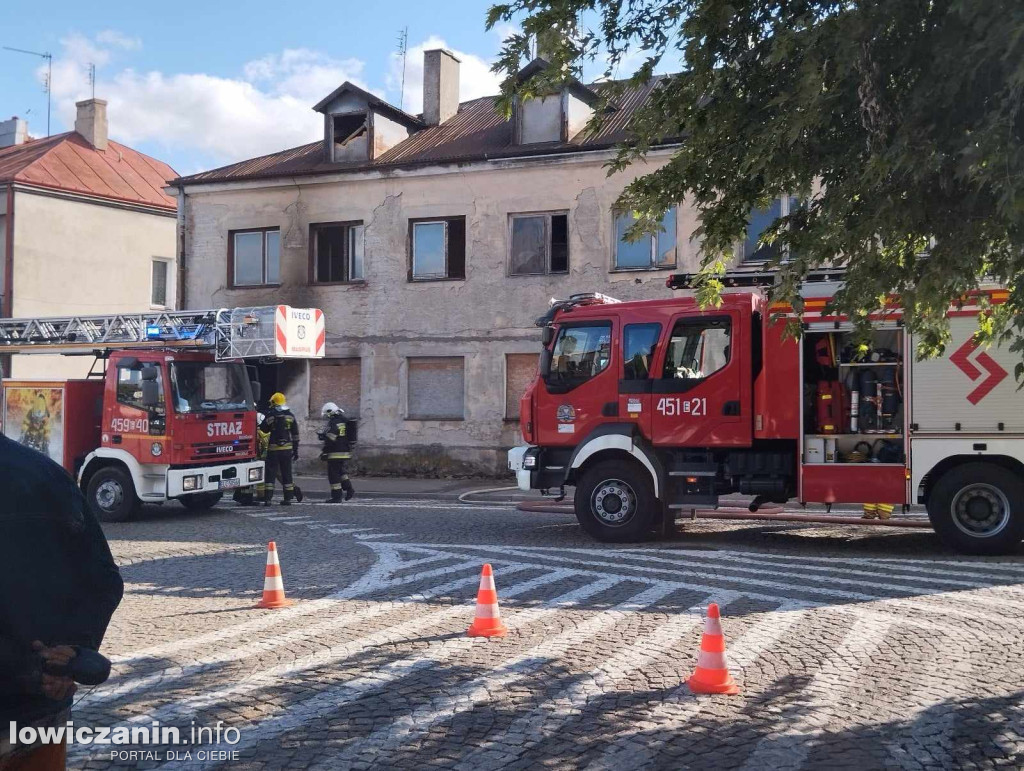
[0,132,177,210]
[175,76,671,187]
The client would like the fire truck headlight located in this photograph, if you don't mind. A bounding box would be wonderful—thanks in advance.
[248,467,263,482]
[151,442,163,457]
[182,475,203,491]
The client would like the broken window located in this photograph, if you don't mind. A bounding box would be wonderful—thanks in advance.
[407,357,465,420]
[231,228,280,286]
[309,358,361,418]
[332,112,368,160]
[311,222,364,283]
[509,212,569,276]
[410,217,466,280]
[613,208,677,270]
[505,353,539,419]
[743,195,801,262]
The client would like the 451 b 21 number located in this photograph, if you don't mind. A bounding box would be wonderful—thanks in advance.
[656,397,707,417]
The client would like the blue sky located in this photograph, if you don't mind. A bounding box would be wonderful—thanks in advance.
[1,1,648,176]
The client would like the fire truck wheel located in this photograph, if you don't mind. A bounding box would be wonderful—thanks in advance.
[179,492,224,511]
[575,460,657,542]
[87,467,141,523]
[928,463,1024,555]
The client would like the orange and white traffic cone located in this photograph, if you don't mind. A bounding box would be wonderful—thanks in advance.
[686,603,739,695]
[257,541,293,609]
[467,563,508,638]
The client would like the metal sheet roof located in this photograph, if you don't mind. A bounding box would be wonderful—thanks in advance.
[0,132,177,209]
[174,77,671,187]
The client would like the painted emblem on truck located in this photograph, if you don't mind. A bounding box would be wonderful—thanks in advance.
[556,405,575,422]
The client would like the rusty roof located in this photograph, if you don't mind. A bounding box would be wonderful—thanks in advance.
[174,76,672,187]
[0,132,177,210]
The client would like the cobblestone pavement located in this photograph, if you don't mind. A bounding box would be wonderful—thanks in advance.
[72,497,1024,770]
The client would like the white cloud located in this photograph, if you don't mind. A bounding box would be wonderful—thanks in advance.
[386,35,501,115]
[44,34,369,167]
[95,30,142,50]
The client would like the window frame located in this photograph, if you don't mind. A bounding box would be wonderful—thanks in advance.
[740,195,801,264]
[655,315,733,392]
[408,216,466,282]
[228,227,281,288]
[150,258,170,309]
[507,211,570,277]
[405,355,466,421]
[308,220,366,285]
[544,320,614,394]
[612,207,678,272]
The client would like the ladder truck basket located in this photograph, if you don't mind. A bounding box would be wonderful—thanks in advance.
[215,306,325,361]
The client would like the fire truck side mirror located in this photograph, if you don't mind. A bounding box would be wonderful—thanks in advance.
[250,380,261,403]
[541,326,555,347]
[140,366,160,408]
[539,349,553,379]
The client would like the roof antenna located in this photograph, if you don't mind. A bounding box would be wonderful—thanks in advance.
[3,46,53,136]
[88,62,96,99]
[396,26,408,111]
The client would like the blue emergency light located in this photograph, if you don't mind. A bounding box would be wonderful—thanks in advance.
[146,324,163,339]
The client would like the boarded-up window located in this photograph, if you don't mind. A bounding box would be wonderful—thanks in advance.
[407,357,464,420]
[309,359,361,417]
[505,354,538,419]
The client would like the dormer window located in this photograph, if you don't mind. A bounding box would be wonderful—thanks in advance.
[512,58,602,145]
[313,81,425,164]
[331,112,368,163]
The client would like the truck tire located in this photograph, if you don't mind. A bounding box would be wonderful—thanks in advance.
[87,467,141,523]
[575,459,657,542]
[927,462,1024,555]
[179,492,224,511]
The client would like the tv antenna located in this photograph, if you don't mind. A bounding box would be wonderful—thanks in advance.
[396,27,409,111]
[88,62,96,99]
[3,46,53,136]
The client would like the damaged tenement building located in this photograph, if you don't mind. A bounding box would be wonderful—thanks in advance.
[171,50,781,476]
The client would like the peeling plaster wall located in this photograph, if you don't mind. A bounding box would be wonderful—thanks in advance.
[182,153,702,475]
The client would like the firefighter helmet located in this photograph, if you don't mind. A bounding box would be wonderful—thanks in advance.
[269,392,287,407]
[321,402,344,417]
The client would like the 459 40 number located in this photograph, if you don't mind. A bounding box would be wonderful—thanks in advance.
[656,397,707,417]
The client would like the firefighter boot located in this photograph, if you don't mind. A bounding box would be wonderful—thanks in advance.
[282,485,294,506]
[877,503,894,520]
[326,486,344,503]
[343,479,355,501]
[861,503,878,520]
[294,485,304,503]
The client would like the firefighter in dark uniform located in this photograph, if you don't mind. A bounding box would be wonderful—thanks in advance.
[260,393,303,506]
[319,402,355,502]
[234,413,269,506]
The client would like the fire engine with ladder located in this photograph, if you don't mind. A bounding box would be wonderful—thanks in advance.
[0,305,325,522]
[508,272,1024,554]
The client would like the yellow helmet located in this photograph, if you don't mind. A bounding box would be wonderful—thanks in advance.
[269,392,286,407]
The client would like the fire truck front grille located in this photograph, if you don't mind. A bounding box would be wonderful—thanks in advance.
[190,441,252,461]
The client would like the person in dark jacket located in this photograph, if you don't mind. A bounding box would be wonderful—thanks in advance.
[318,402,355,503]
[259,392,302,506]
[0,432,124,769]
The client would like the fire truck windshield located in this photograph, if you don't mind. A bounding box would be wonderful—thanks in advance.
[169,362,254,413]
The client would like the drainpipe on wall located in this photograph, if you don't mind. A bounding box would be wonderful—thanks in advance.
[175,184,186,310]
[2,184,14,377]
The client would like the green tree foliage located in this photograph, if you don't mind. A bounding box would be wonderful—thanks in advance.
[488,1,1024,373]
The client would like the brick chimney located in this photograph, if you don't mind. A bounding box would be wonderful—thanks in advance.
[0,117,28,148]
[75,98,108,150]
[422,49,460,126]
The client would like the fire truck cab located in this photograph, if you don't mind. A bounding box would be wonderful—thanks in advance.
[508,276,1024,555]
[1,305,325,522]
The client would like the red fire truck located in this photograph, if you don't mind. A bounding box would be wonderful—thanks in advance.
[508,273,1024,554]
[1,305,325,522]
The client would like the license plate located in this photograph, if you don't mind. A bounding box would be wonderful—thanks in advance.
[219,478,241,490]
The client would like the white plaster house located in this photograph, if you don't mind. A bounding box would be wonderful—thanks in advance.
[0,100,178,379]
[171,52,780,475]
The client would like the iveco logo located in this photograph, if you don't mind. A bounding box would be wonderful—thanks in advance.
[215,445,234,454]
[951,337,1008,405]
